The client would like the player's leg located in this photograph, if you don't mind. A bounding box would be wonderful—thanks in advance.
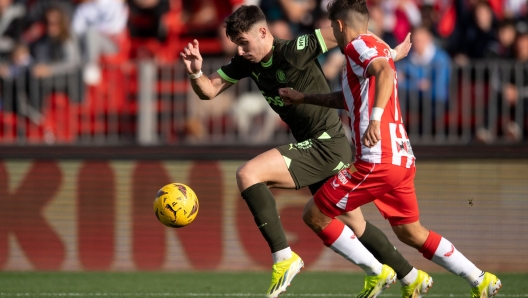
[305,138,416,286]
[383,167,501,298]
[236,148,302,298]
[338,209,416,287]
[305,167,397,297]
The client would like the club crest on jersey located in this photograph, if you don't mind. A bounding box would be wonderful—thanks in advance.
[359,48,378,63]
[276,69,287,83]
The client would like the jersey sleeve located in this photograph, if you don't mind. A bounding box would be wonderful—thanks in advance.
[345,36,389,78]
[282,29,329,69]
[217,55,251,83]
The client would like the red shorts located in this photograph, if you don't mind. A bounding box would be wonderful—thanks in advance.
[313,160,420,226]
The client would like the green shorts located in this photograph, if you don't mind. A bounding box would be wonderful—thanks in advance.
[276,135,352,195]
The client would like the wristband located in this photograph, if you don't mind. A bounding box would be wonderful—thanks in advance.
[370,107,384,121]
[189,70,203,79]
[390,49,397,60]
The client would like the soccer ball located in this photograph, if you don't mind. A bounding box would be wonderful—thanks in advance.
[153,183,199,228]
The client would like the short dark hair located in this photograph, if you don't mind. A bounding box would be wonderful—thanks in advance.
[224,5,266,41]
[327,0,369,22]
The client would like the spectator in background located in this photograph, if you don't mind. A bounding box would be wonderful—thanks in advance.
[370,0,421,43]
[0,0,26,61]
[23,0,76,44]
[368,4,398,48]
[127,0,169,43]
[260,0,321,36]
[30,6,82,104]
[397,26,451,132]
[454,1,498,65]
[500,33,528,141]
[494,18,517,59]
[72,0,128,85]
[0,44,33,116]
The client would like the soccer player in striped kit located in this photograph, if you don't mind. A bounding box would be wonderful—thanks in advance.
[279,0,502,297]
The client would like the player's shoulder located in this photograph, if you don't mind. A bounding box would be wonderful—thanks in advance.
[346,35,383,57]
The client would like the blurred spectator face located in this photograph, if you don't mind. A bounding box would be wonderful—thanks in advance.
[269,20,293,40]
[0,0,13,12]
[498,22,516,48]
[368,6,383,36]
[412,27,433,56]
[475,3,493,32]
[11,45,30,66]
[515,34,528,62]
[45,8,69,41]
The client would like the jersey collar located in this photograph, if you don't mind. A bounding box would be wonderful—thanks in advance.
[260,45,275,68]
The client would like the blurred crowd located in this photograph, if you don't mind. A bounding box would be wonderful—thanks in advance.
[0,0,527,144]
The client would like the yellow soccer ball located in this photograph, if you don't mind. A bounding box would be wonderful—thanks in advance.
[153,183,199,228]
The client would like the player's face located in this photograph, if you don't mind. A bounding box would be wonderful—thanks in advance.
[331,20,345,54]
[234,25,268,63]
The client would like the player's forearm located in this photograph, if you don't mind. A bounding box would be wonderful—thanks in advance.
[320,26,338,50]
[190,74,216,100]
[303,91,345,109]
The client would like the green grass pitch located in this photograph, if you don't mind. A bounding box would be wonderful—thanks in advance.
[0,272,526,297]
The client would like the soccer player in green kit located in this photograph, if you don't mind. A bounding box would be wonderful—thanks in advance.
[180,5,431,298]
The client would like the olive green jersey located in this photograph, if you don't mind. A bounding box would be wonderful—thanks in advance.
[217,29,346,142]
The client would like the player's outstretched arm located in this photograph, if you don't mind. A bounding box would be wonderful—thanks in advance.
[361,58,394,148]
[319,27,411,62]
[180,39,234,100]
[279,88,345,109]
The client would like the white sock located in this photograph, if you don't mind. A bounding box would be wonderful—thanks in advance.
[329,225,382,276]
[399,267,418,286]
[272,247,292,263]
[430,237,481,286]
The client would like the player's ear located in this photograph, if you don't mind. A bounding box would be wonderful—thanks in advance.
[337,20,344,32]
[259,26,267,39]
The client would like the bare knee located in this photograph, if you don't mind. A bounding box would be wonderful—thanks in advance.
[236,163,260,192]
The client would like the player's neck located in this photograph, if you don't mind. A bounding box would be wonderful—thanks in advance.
[261,41,274,64]
[346,28,367,44]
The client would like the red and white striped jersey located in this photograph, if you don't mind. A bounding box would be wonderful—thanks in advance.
[341,34,415,168]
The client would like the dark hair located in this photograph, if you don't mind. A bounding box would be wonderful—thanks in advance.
[224,5,266,41]
[327,0,369,22]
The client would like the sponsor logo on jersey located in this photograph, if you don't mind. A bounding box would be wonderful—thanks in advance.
[359,48,378,63]
[292,139,312,150]
[337,170,349,184]
[297,35,307,50]
[276,69,287,83]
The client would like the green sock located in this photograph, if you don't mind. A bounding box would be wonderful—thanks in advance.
[241,183,289,253]
[358,221,413,279]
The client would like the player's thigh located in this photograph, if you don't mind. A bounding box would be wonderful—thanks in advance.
[236,148,296,191]
[278,136,352,191]
[374,166,419,226]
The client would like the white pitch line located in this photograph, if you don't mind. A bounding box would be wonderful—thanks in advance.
[0,294,526,297]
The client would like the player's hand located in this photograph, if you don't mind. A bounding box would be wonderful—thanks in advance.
[180,39,203,75]
[361,120,381,148]
[393,33,412,62]
[279,88,304,105]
